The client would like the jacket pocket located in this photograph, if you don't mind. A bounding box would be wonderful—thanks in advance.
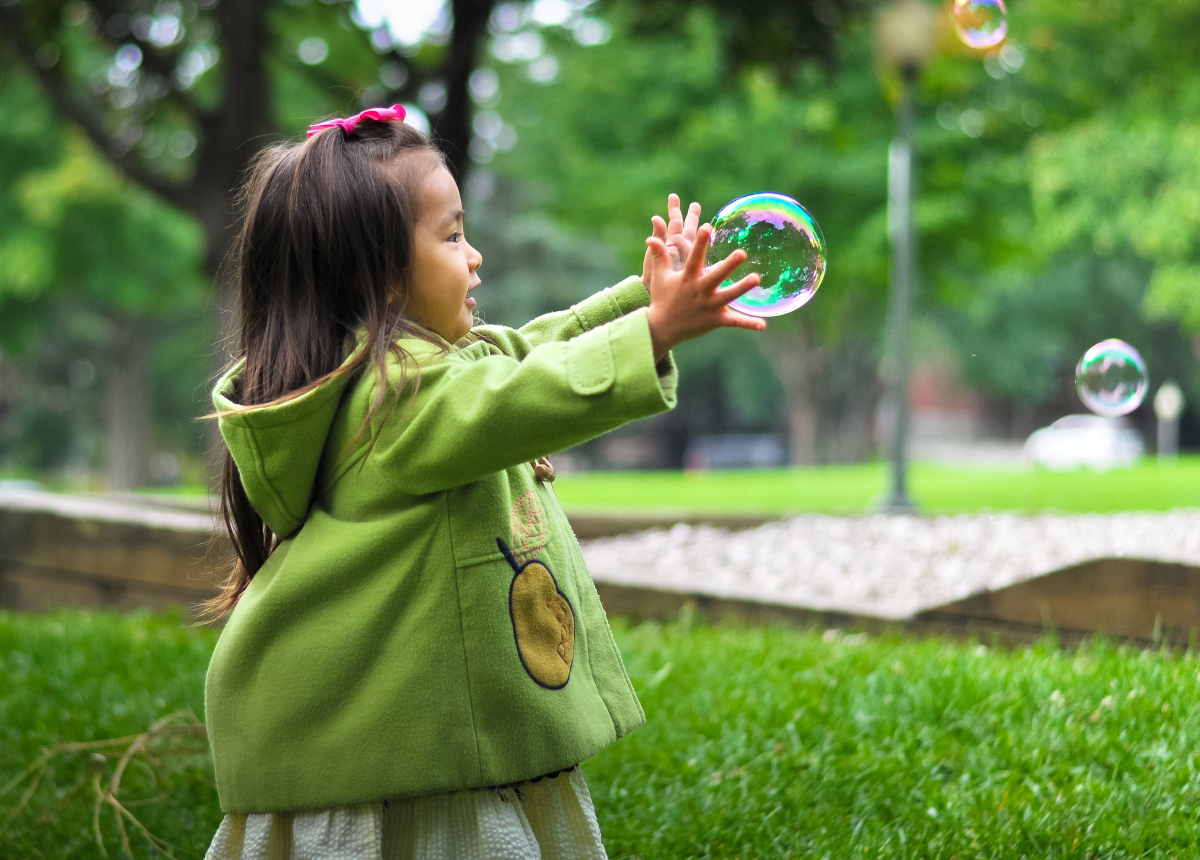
[565,326,615,396]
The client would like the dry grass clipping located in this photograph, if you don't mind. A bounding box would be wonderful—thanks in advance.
[0,710,209,859]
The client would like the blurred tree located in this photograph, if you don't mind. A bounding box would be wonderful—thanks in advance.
[480,0,1200,461]
[946,254,1200,438]
[615,0,863,71]
[0,0,497,485]
[944,0,1200,433]
[0,0,499,296]
[1,0,871,476]
[6,0,1198,483]
[1032,114,1200,333]
[0,66,206,487]
[464,174,626,326]
[483,6,1043,463]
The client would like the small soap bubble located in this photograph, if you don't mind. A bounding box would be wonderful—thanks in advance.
[952,0,1007,49]
[1075,339,1148,417]
[706,192,826,318]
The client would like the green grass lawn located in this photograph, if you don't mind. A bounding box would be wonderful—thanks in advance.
[13,457,1200,516]
[553,457,1200,515]
[5,610,1200,858]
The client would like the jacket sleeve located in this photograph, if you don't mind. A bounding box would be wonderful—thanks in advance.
[471,276,650,361]
[371,308,675,495]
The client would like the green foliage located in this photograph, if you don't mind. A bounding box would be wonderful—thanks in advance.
[268,0,406,134]
[1032,114,1200,332]
[11,130,206,315]
[8,610,1200,857]
[0,64,206,349]
[552,458,1200,514]
[0,63,208,472]
[490,11,897,348]
[948,253,1200,408]
[484,0,1200,433]
[484,1,1064,337]
[466,177,627,327]
[0,65,65,350]
[1012,0,1200,334]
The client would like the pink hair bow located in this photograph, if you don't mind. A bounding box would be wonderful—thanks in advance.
[306,104,407,138]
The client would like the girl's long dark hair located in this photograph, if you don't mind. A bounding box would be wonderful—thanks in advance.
[196,118,445,624]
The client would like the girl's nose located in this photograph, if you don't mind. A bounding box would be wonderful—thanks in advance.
[467,240,482,273]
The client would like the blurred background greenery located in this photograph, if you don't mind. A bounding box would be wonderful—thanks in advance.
[1,0,1198,492]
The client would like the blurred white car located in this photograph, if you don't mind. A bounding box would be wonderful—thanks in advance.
[1024,414,1144,471]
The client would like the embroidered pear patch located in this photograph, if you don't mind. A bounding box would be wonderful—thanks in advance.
[496,537,575,690]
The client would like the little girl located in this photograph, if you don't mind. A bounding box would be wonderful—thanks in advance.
[201,104,763,860]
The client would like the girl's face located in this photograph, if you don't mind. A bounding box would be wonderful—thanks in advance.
[406,163,482,344]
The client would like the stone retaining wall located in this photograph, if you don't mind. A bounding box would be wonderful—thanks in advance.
[0,493,777,623]
[4,491,1199,648]
[0,493,222,619]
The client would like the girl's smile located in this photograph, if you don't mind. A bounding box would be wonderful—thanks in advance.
[407,162,483,343]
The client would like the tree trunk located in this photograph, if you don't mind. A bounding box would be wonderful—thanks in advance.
[192,0,278,489]
[105,313,152,491]
[435,0,497,182]
[760,321,824,466]
[759,324,882,466]
[820,337,882,463]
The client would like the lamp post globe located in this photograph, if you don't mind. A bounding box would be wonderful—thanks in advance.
[875,0,938,76]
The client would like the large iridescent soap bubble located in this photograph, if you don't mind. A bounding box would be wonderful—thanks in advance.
[706,192,826,318]
[1075,339,1148,417]
[952,0,1007,49]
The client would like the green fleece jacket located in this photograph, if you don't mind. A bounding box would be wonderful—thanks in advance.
[205,276,676,813]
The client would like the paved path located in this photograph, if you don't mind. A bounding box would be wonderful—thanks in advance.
[581,511,1200,619]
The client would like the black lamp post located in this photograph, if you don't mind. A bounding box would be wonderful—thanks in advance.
[874,0,936,514]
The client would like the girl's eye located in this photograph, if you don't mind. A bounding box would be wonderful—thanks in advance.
[448,231,462,243]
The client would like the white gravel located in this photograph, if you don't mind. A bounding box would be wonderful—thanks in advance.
[580,511,1200,620]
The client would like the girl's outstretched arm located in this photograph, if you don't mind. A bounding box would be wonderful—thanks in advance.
[472,275,651,360]
[368,308,676,495]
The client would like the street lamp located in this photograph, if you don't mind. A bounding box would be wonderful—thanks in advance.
[1155,381,1184,460]
[874,0,937,514]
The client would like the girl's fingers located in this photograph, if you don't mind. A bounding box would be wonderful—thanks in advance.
[719,308,768,331]
[644,236,670,269]
[666,234,690,265]
[667,194,683,237]
[702,247,747,285]
[715,272,762,303]
[684,223,713,277]
[683,202,701,241]
[650,215,668,242]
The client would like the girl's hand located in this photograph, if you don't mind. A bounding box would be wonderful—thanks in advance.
[644,223,766,363]
[641,194,702,285]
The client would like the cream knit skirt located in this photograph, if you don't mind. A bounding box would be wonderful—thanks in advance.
[204,767,608,860]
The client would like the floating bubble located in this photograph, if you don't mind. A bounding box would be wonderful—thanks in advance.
[1075,339,1148,417]
[706,192,826,318]
[951,0,1007,49]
